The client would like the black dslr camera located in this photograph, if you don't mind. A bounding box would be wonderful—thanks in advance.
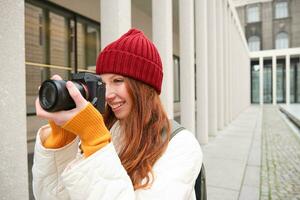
[39,72,106,113]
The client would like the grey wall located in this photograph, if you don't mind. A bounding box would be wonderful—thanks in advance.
[262,2,273,49]
[291,0,300,47]
[0,1,29,199]
[236,0,300,50]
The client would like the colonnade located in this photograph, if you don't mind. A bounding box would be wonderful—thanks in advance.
[251,48,300,105]
[101,0,250,144]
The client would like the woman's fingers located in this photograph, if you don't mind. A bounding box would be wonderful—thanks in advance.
[51,74,63,80]
[35,97,52,119]
[66,81,88,110]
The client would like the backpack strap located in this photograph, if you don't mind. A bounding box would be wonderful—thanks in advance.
[169,119,207,200]
[170,120,186,139]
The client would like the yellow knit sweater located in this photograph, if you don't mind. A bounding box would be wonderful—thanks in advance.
[43,103,111,157]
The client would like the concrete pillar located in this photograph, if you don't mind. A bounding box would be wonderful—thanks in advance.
[207,0,218,136]
[228,12,233,121]
[225,2,230,125]
[152,0,174,119]
[286,54,290,104]
[272,56,277,105]
[100,0,131,49]
[195,0,208,144]
[259,57,264,105]
[179,0,195,133]
[217,0,224,130]
[223,0,228,126]
[0,1,29,199]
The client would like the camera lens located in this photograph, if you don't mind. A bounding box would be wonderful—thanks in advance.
[40,81,58,110]
[39,79,87,112]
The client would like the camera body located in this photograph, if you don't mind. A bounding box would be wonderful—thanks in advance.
[39,72,106,113]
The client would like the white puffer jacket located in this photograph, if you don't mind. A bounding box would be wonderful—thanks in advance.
[32,123,202,200]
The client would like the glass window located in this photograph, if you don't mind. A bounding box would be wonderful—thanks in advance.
[251,60,260,103]
[76,20,100,71]
[275,32,289,49]
[173,56,180,102]
[275,1,288,19]
[25,2,100,115]
[276,60,286,103]
[247,4,260,23]
[49,12,70,79]
[263,61,272,103]
[290,58,300,103]
[248,36,260,51]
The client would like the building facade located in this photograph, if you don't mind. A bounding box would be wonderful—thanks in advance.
[1,0,250,199]
[234,0,300,104]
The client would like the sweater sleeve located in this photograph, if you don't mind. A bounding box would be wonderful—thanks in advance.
[62,103,111,157]
[43,121,77,149]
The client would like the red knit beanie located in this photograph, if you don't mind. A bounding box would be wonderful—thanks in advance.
[96,28,163,94]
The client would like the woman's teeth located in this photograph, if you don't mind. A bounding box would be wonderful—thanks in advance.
[112,103,123,109]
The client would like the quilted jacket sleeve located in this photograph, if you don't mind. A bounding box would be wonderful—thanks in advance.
[61,143,135,200]
[32,125,80,200]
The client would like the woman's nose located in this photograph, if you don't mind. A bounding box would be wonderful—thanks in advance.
[105,87,116,100]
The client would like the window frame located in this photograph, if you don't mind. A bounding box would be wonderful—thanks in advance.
[246,4,260,23]
[248,35,261,51]
[274,1,289,19]
[275,32,289,49]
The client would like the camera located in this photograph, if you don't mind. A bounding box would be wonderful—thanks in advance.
[39,72,106,113]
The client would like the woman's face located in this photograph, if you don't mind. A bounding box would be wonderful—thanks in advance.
[100,73,133,120]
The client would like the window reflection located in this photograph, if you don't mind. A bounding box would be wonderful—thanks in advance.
[275,1,288,19]
[173,56,180,102]
[251,60,260,103]
[275,32,289,49]
[247,4,260,23]
[248,35,260,51]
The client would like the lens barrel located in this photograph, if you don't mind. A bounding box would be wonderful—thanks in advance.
[39,80,86,112]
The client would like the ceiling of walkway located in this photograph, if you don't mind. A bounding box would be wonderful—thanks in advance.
[132,0,179,34]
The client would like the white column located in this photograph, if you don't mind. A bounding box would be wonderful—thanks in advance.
[0,1,29,199]
[100,0,131,49]
[152,0,174,119]
[225,2,230,125]
[228,12,233,121]
[286,54,290,104]
[217,0,224,130]
[259,57,264,105]
[207,0,218,136]
[179,0,195,133]
[223,0,228,126]
[195,0,208,144]
[272,56,277,105]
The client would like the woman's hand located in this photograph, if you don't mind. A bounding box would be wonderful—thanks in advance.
[35,75,88,126]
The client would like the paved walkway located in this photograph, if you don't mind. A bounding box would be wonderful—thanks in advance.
[261,106,300,200]
[202,106,262,200]
[203,104,300,200]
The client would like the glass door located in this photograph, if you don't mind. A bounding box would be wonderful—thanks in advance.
[264,60,272,103]
[276,59,286,103]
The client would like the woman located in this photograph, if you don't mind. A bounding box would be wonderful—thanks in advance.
[32,28,202,200]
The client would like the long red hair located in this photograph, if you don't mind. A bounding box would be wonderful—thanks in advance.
[103,77,170,190]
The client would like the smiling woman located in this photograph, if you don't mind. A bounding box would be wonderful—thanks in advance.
[32,28,202,200]
[101,74,133,120]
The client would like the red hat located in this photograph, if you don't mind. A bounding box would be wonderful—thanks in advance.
[96,28,163,94]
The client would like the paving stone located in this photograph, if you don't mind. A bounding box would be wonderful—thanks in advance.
[261,106,300,199]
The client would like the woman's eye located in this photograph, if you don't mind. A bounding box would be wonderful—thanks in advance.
[114,79,124,83]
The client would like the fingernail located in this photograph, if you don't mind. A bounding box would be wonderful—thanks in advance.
[66,81,73,88]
